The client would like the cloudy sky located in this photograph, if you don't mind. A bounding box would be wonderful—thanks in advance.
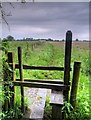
[2,2,89,40]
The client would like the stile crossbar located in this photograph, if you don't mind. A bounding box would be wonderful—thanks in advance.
[15,64,65,71]
[3,30,81,120]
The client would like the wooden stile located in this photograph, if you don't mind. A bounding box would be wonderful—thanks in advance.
[18,47,24,112]
[64,30,72,101]
[3,31,80,120]
[70,62,81,108]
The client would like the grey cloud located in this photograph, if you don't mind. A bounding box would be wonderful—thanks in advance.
[2,2,89,40]
[35,0,90,1]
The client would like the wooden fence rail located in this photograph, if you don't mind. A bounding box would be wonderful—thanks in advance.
[16,79,64,84]
[13,81,69,90]
[15,64,65,71]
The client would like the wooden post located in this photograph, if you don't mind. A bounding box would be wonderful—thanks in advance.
[7,52,15,109]
[18,47,24,112]
[70,62,81,108]
[51,105,63,120]
[3,59,9,111]
[64,30,72,101]
[3,51,11,111]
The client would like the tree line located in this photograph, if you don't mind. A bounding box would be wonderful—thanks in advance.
[1,35,89,42]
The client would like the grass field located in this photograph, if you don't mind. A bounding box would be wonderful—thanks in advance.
[1,40,90,120]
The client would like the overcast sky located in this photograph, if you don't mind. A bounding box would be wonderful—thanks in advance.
[2,2,89,40]
[2,0,91,2]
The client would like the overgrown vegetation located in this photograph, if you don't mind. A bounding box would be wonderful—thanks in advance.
[0,40,90,120]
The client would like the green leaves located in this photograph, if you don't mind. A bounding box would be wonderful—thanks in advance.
[0,107,23,120]
[62,101,74,115]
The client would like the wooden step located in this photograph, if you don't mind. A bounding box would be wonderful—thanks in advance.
[50,90,64,120]
[24,88,47,120]
[50,90,64,106]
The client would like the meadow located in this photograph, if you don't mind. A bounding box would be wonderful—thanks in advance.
[1,40,90,120]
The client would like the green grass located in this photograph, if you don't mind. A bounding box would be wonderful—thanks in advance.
[1,40,90,120]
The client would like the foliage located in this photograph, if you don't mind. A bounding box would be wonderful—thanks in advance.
[0,42,24,120]
[62,101,74,119]
[44,96,52,120]
[0,105,23,120]
[6,35,14,41]
[1,40,90,120]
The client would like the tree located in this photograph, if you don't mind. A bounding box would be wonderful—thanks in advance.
[75,38,79,41]
[62,39,64,41]
[7,35,14,41]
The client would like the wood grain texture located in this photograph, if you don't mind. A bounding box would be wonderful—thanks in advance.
[50,90,63,105]
[50,90,64,120]
[16,78,64,84]
[8,52,15,109]
[13,81,69,90]
[15,64,64,71]
[18,47,24,112]
[70,62,81,107]
[64,31,72,101]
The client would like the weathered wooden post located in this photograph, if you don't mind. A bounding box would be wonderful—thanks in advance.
[64,30,72,101]
[7,52,15,109]
[70,62,81,108]
[18,47,24,112]
[3,59,9,111]
[51,104,63,120]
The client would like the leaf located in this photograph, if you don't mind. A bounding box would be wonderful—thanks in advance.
[36,95,41,101]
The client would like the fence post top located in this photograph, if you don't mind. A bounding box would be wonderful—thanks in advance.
[74,61,81,66]
[66,30,72,34]
[18,47,22,49]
